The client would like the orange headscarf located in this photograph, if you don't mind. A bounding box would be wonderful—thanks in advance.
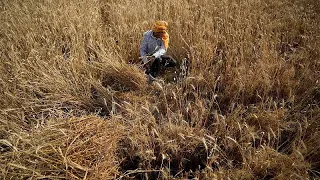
[152,21,169,49]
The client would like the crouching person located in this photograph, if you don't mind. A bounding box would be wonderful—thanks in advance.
[140,21,177,80]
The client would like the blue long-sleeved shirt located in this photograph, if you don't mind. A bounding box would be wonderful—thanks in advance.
[140,30,166,58]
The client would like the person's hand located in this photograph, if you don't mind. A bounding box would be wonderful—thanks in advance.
[150,56,156,62]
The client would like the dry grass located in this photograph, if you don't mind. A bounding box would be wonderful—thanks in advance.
[0,0,319,179]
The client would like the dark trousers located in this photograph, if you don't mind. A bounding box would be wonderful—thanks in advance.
[148,55,177,77]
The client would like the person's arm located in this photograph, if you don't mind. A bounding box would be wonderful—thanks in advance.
[140,34,148,57]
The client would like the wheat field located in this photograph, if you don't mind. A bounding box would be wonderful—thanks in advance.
[0,0,319,179]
